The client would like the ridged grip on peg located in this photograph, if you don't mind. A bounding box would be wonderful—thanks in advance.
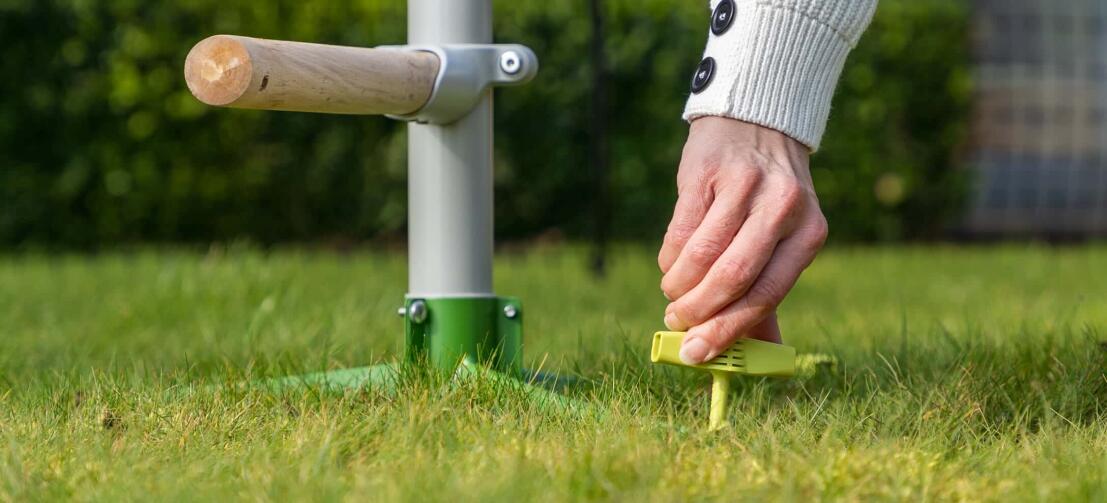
[650,331,795,377]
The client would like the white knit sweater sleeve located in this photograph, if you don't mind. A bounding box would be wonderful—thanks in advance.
[683,0,878,151]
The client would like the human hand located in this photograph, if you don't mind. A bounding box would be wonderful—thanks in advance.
[658,116,828,364]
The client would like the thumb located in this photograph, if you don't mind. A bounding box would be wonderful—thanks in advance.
[677,312,783,365]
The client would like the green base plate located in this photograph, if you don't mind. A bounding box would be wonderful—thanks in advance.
[256,361,593,417]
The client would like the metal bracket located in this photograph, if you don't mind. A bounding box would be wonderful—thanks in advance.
[386,44,539,124]
[402,296,523,374]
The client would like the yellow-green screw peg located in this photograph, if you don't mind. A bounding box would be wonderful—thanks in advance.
[650,331,796,430]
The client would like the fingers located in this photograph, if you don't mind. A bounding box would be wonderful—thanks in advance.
[657,181,713,276]
[676,222,826,364]
[658,183,753,301]
[680,314,782,363]
[656,117,821,365]
[663,215,778,331]
[664,181,806,330]
[746,312,782,343]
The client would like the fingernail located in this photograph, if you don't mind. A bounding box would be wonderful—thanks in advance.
[679,337,710,365]
[664,312,687,331]
[662,290,673,301]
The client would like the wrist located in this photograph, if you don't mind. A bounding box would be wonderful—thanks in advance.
[687,116,810,181]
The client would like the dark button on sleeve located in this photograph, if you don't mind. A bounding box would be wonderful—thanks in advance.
[711,0,735,36]
[690,57,716,94]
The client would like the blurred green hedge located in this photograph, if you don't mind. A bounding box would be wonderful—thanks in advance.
[0,0,970,247]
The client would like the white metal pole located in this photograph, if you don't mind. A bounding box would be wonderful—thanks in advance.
[407,0,495,297]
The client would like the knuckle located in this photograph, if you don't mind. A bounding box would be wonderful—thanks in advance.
[805,215,830,250]
[672,301,702,327]
[704,315,739,346]
[679,160,720,192]
[759,179,807,226]
[749,276,786,310]
[659,276,682,300]
[675,162,715,199]
[729,169,763,199]
[697,154,724,175]
[663,224,695,249]
[685,239,727,267]
[776,180,805,211]
[714,256,757,290]
[735,167,765,187]
[690,298,724,328]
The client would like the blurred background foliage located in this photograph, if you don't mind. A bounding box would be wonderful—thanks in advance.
[0,0,970,248]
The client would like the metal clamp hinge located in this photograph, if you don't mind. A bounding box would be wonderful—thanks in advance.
[386,44,539,125]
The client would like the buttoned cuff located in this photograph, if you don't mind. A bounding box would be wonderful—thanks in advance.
[683,0,877,151]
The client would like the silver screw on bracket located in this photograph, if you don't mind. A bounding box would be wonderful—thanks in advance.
[408,300,428,324]
[499,50,522,75]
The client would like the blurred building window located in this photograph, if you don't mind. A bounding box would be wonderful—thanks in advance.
[966,0,1107,237]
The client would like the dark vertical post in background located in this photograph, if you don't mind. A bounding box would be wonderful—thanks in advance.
[588,0,611,277]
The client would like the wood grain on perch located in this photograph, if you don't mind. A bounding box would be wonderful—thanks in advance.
[184,35,439,115]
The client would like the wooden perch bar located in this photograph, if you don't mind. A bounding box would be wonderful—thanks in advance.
[184,35,440,115]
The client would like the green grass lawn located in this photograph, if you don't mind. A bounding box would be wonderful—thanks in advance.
[1,244,1106,501]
